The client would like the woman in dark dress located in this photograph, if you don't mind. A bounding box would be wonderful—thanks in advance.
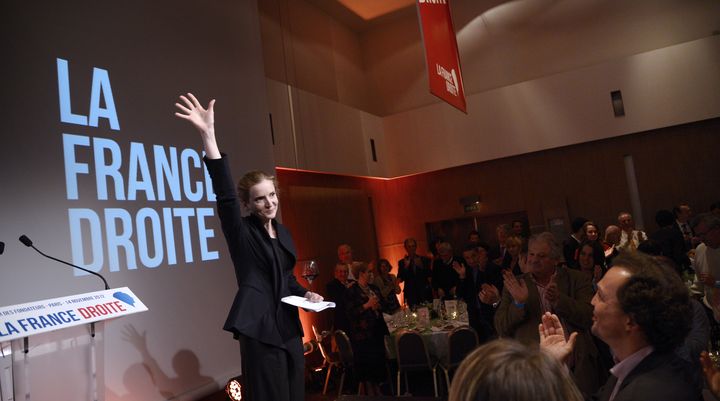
[175,93,323,401]
[345,263,390,396]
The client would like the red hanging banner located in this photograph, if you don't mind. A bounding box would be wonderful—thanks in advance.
[416,0,467,113]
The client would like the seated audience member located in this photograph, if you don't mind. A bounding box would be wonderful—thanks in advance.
[540,251,702,401]
[448,339,583,401]
[326,264,355,334]
[495,232,600,394]
[344,263,390,396]
[502,235,524,275]
[563,217,589,269]
[372,258,401,314]
[336,243,363,281]
[603,225,622,266]
[576,241,603,286]
[617,211,648,251]
[397,237,433,307]
[649,209,690,272]
[490,224,511,265]
[454,242,503,342]
[432,242,460,300]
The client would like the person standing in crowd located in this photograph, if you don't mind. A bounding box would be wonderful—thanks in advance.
[175,94,323,401]
[336,243,362,281]
[512,219,528,239]
[603,225,622,267]
[617,212,648,251]
[690,213,720,349]
[650,209,690,272]
[454,242,503,342]
[344,263,390,396]
[397,237,433,307]
[563,217,588,269]
[432,241,460,300]
[495,232,600,394]
[326,264,355,334]
[580,221,607,270]
[502,235,524,275]
[674,202,694,250]
[490,224,511,265]
[373,258,401,314]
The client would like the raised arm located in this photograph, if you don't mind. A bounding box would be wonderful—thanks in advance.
[174,93,220,159]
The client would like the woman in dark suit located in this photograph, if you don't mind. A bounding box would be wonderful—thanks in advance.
[175,93,323,401]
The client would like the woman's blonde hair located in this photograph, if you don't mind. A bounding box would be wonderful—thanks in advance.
[236,171,278,203]
[449,339,583,401]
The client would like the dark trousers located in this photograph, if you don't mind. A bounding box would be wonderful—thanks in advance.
[239,334,305,401]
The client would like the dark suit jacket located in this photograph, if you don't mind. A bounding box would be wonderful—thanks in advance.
[326,278,352,333]
[397,255,432,306]
[456,262,503,341]
[650,225,690,270]
[592,351,703,401]
[206,156,307,347]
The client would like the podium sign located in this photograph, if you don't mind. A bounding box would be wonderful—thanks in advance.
[0,287,148,342]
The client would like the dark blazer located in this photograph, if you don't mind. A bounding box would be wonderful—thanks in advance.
[592,351,703,401]
[206,156,307,347]
[326,278,353,333]
[397,255,432,306]
[456,261,503,341]
[650,225,690,270]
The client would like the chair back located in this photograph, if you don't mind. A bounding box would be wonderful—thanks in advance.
[334,330,354,367]
[395,330,432,370]
[313,325,335,363]
[447,326,478,366]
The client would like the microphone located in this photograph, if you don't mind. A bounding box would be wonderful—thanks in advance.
[19,235,109,290]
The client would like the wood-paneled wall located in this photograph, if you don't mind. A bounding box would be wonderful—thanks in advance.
[278,117,720,337]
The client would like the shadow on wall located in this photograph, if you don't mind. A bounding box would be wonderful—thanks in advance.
[106,324,219,401]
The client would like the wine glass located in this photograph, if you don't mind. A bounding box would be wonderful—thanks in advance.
[301,260,319,286]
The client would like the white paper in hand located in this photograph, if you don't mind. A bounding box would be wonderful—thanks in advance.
[281,296,335,312]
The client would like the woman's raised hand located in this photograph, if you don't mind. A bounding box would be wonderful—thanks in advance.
[174,93,221,159]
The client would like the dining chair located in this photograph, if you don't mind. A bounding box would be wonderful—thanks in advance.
[395,329,439,397]
[439,326,479,390]
[333,330,361,396]
[311,325,341,395]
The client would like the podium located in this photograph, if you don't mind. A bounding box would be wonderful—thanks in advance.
[0,288,148,401]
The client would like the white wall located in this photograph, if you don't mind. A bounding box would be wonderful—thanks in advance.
[382,36,720,176]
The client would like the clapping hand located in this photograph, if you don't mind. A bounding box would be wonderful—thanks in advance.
[701,351,720,398]
[478,284,500,305]
[502,269,528,304]
[539,312,577,363]
[544,272,559,307]
[452,260,466,279]
[366,295,380,310]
